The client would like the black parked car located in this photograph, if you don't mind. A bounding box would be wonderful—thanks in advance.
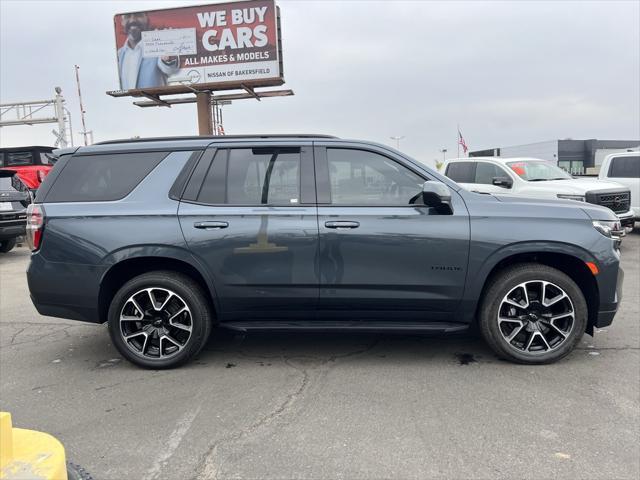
[0,170,31,253]
[27,135,624,368]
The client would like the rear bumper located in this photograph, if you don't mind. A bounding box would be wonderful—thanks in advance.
[27,252,104,324]
[30,296,100,323]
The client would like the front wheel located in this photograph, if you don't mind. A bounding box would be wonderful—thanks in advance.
[479,264,587,364]
[108,271,213,369]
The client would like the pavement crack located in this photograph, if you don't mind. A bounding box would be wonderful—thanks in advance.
[193,339,379,480]
[193,356,310,480]
[324,338,380,365]
[10,327,26,345]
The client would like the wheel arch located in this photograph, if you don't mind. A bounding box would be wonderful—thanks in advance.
[98,251,219,325]
[469,243,600,334]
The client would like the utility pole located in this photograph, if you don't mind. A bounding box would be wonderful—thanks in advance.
[75,65,91,145]
[390,135,405,149]
[53,87,67,148]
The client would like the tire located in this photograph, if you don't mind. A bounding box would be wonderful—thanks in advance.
[0,238,16,253]
[67,463,94,480]
[108,271,213,369]
[479,263,587,364]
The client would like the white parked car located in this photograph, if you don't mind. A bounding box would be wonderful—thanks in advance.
[442,156,635,232]
[598,151,639,228]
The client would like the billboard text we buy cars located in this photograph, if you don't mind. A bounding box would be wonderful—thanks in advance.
[113,0,282,92]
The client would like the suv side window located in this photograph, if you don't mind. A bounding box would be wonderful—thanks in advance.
[195,147,301,205]
[445,161,476,183]
[44,151,168,202]
[609,156,639,178]
[475,162,507,184]
[326,148,424,205]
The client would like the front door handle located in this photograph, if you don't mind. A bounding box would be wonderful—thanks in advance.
[325,221,360,229]
[194,221,229,230]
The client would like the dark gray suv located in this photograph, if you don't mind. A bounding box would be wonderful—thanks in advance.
[26,135,624,368]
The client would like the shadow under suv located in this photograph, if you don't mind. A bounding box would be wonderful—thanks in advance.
[26,135,624,368]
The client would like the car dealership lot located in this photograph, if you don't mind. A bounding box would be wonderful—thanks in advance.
[1,235,638,480]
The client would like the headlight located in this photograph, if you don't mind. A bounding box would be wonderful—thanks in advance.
[557,194,585,201]
[592,220,622,239]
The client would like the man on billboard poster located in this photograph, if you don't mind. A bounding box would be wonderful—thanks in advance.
[117,12,180,90]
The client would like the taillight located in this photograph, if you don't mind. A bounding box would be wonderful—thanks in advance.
[26,204,45,251]
[37,169,46,183]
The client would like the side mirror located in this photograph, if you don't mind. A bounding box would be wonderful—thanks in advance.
[492,176,513,188]
[421,181,452,211]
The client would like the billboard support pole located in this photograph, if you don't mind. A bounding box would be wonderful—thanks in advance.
[196,92,213,136]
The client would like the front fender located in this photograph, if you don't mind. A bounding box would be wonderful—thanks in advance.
[456,240,601,324]
[465,240,597,301]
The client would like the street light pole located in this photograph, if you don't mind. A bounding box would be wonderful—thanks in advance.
[390,135,405,149]
[440,148,448,163]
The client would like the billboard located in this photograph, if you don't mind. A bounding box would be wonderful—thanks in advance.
[113,0,282,94]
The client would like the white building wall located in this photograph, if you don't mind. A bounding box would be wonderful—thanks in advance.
[499,140,559,163]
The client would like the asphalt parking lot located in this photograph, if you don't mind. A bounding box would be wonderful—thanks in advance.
[1,234,638,480]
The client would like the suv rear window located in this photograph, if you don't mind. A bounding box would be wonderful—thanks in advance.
[609,156,639,178]
[45,152,168,202]
[445,162,476,183]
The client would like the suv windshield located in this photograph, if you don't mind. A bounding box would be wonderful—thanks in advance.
[507,160,572,181]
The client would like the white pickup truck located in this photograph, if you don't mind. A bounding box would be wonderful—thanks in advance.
[598,151,639,228]
[442,156,635,232]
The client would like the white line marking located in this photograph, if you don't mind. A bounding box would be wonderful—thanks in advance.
[144,406,201,480]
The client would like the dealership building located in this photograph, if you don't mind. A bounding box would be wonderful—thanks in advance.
[469,139,639,174]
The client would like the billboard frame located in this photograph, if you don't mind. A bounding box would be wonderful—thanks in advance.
[107,0,285,99]
[106,1,291,135]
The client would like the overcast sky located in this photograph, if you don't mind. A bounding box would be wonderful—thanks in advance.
[1,0,639,166]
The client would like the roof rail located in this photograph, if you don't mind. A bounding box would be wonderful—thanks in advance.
[95,134,338,145]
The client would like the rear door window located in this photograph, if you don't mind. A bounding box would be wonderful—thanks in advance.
[192,148,301,205]
[608,156,639,178]
[44,151,168,202]
[445,162,476,183]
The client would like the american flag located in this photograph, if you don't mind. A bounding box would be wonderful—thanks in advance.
[458,128,468,154]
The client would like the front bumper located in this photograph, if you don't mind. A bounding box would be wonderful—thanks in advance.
[595,265,624,328]
[617,209,636,229]
[0,223,25,240]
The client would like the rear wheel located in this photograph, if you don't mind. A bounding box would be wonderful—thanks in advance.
[108,271,213,368]
[479,264,587,364]
[0,238,16,253]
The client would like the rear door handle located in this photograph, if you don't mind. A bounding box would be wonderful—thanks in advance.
[194,221,228,229]
[324,221,360,229]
